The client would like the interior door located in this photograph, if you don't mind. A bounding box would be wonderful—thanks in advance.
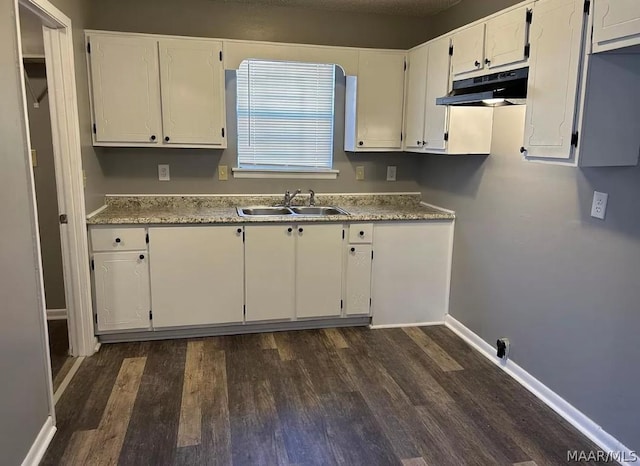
[88,34,161,144]
[451,23,486,76]
[485,6,529,69]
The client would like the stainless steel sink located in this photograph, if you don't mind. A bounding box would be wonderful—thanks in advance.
[236,207,294,217]
[236,205,350,217]
[290,206,349,216]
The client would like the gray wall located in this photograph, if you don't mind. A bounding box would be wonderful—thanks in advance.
[24,62,66,310]
[95,70,421,196]
[419,106,640,451]
[1,2,53,464]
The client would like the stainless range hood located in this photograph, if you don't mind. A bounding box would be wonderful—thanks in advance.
[436,67,529,106]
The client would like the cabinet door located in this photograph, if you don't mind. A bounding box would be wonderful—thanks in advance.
[423,37,451,151]
[485,6,529,69]
[159,40,226,146]
[88,34,161,144]
[245,225,295,322]
[93,252,151,332]
[451,23,486,76]
[371,222,452,327]
[148,226,244,328]
[593,0,640,52]
[356,51,406,149]
[345,244,372,316]
[404,46,428,150]
[295,224,343,319]
[523,0,585,159]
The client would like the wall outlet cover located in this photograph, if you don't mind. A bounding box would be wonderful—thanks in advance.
[386,166,397,181]
[355,166,365,181]
[590,191,608,220]
[158,164,170,181]
[218,165,228,181]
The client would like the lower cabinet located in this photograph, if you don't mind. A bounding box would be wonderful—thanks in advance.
[93,251,151,332]
[345,244,373,315]
[148,226,244,328]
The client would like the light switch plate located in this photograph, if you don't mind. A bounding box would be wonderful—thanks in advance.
[158,164,170,181]
[386,166,397,181]
[218,165,228,181]
[355,166,365,181]
[590,191,608,220]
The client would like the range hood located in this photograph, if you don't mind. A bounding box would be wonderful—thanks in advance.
[436,67,529,106]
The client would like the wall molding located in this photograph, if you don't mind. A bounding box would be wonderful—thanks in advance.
[46,308,67,320]
[370,321,444,330]
[444,315,635,465]
[21,416,56,466]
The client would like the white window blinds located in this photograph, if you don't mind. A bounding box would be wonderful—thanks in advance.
[237,59,336,171]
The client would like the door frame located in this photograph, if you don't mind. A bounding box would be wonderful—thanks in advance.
[16,0,96,358]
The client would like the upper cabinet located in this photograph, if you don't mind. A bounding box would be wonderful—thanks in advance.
[522,0,586,160]
[452,6,531,78]
[404,45,429,150]
[592,0,640,53]
[345,50,406,152]
[86,32,227,148]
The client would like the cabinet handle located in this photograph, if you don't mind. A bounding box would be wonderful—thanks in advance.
[236,228,242,234]
[287,227,293,233]
[139,254,145,260]
[164,136,170,142]
[475,60,481,67]
[298,227,304,233]
[358,141,364,146]
[520,147,527,154]
[359,231,365,236]
[350,247,355,252]
[115,238,121,243]
[150,135,156,141]
[485,58,491,66]
[423,140,427,146]
[416,140,421,146]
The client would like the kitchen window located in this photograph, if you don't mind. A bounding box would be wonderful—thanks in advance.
[233,59,338,179]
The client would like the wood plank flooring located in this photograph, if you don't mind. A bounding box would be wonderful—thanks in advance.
[43,326,606,465]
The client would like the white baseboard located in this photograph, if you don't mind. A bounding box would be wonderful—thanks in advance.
[370,321,445,330]
[46,309,67,320]
[21,416,56,466]
[444,315,635,465]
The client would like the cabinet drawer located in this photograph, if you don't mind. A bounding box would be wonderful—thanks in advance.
[91,227,147,252]
[348,223,373,244]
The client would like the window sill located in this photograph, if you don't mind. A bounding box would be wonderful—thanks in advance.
[232,168,339,180]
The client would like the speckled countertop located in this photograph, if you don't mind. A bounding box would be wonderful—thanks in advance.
[86,194,455,225]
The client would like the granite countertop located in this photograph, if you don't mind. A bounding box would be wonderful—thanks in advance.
[86,194,455,225]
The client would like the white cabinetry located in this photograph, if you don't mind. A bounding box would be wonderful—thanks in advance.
[345,224,373,316]
[371,222,453,327]
[593,0,640,53]
[522,0,586,160]
[295,224,343,319]
[148,226,244,328]
[345,50,406,151]
[404,45,429,150]
[423,37,452,152]
[451,23,486,76]
[87,32,226,148]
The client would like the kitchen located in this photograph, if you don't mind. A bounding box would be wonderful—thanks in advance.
[3,0,640,464]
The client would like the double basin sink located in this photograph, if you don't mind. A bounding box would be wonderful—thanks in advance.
[237,206,350,217]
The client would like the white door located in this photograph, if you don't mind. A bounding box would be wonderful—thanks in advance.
[423,36,451,151]
[485,6,529,69]
[88,34,161,144]
[345,244,372,316]
[404,45,428,150]
[148,226,244,328]
[356,51,406,149]
[523,0,585,159]
[159,40,226,146]
[295,224,343,319]
[593,0,640,52]
[245,225,295,322]
[371,223,452,327]
[451,23,486,76]
[93,252,151,332]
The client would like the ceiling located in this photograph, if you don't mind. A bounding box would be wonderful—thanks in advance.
[218,0,462,17]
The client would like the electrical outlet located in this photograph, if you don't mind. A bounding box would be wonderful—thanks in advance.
[355,166,365,181]
[218,165,228,181]
[386,166,397,181]
[158,164,170,181]
[496,338,510,360]
[590,191,608,220]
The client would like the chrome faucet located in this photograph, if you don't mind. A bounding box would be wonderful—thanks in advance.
[308,189,316,206]
[283,189,301,207]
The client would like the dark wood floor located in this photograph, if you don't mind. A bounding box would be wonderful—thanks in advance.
[47,319,74,392]
[42,326,604,465]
